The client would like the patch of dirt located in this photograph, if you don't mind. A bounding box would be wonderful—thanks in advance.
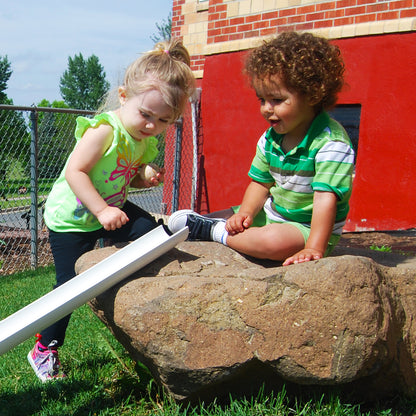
[334,230,416,268]
[339,230,416,254]
[0,226,53,275]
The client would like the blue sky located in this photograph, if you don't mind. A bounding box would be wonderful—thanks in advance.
[0,0,173,105]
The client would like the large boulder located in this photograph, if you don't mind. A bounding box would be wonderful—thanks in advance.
[76,240,416,403]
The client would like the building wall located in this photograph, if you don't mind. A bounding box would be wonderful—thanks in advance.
[172,0,416,232]
[173,0,416,75]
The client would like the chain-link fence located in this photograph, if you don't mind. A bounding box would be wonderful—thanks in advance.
[0,99,201,275]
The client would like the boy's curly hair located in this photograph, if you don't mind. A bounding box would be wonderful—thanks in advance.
[245,31,345,111]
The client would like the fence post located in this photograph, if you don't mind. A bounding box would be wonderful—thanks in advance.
[29,110,39,269]
[190,88,201,211]
[172,117,183,213]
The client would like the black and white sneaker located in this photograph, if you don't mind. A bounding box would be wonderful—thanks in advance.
[168,209,226,241]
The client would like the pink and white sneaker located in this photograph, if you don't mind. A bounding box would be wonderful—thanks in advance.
[27,334,65,382]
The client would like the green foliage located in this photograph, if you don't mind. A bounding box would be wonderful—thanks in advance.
[36,99,78,179]
[0,110,31,188]
[0,55,12,103]
[37,99,69,111]
[0,56,30,187]
[370,245,393,252]
[150,13,172,43]
[59,53,110,111]
[6,159,26,180]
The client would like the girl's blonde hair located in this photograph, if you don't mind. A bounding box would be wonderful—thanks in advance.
[101,39,195,120]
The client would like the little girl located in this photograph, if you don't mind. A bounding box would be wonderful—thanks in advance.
[28,39,195,382]
[169,32,354,266]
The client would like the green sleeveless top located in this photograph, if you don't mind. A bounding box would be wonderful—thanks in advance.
[44,111,158,232]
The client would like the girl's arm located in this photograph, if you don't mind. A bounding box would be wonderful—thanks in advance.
[65,124,129,231]
[283,191,337,265]
[226,180,272,235]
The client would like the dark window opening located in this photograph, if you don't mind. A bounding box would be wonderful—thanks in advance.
[328,104,361,163]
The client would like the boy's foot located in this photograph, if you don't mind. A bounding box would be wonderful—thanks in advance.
[27,336,65,382]
[168,209,226,241]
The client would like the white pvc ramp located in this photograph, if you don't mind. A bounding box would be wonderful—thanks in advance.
[0,225,188,356]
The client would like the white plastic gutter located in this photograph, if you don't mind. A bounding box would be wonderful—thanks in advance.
[0,225,188,355]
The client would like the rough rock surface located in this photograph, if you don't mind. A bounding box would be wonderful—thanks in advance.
[75,234,416,403]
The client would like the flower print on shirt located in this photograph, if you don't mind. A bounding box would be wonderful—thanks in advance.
[103,135,142,207]
[109,135,142,185]
[73,198,94,222]
[73,189,128,224]
[103,188,128,208]
[72,135,142,222]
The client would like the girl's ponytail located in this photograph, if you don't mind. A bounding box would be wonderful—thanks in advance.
[98,39,195,120]
[123,39,195,121]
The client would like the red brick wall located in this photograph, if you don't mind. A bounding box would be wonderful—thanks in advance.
[208,0,415,41]
[172,0,416,71]
[172,0,185,40]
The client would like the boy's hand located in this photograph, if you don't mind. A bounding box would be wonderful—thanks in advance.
[282,191,337,265]
[226,212,253,235]
[96,206,129,231]
[282,248,324,266]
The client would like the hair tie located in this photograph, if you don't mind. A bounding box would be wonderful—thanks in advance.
[164,49,170,55]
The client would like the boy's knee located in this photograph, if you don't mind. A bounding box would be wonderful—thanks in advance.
[261,224,305,259]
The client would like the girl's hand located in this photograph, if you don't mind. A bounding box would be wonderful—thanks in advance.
[147,166,165,187]
[131,165,165,188]
[226,212,253,235]
[96,206,129,231]
[282,248,324,266]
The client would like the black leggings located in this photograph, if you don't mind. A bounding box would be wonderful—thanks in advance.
[40,201,158,347]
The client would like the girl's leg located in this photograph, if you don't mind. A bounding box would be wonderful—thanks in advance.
[226,223,305,261]
[108,200,158,243]
[39,230,99,347]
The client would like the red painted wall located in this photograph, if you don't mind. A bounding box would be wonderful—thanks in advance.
[200,32,416,232]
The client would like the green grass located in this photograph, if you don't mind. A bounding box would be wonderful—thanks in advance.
[0,267,415,415]
[370,245,393,253]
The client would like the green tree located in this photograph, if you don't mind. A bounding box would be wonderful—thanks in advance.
[0,110,30,198]
[59,53,109,111]
[0,55,12,104]
[0,56,30,200]
[36,99,78,181]
[150,13,172,43]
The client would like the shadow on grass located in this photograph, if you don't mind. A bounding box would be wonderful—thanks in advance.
[0,357,156,416]
[2,370,415,416]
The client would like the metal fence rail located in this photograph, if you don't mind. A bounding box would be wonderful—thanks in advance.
[0,102,200,275]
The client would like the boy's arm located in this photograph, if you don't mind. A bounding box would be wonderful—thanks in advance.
[226,180,272,234]
[283,191,337,265]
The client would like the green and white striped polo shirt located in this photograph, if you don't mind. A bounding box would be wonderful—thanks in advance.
[248,111,355,227]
